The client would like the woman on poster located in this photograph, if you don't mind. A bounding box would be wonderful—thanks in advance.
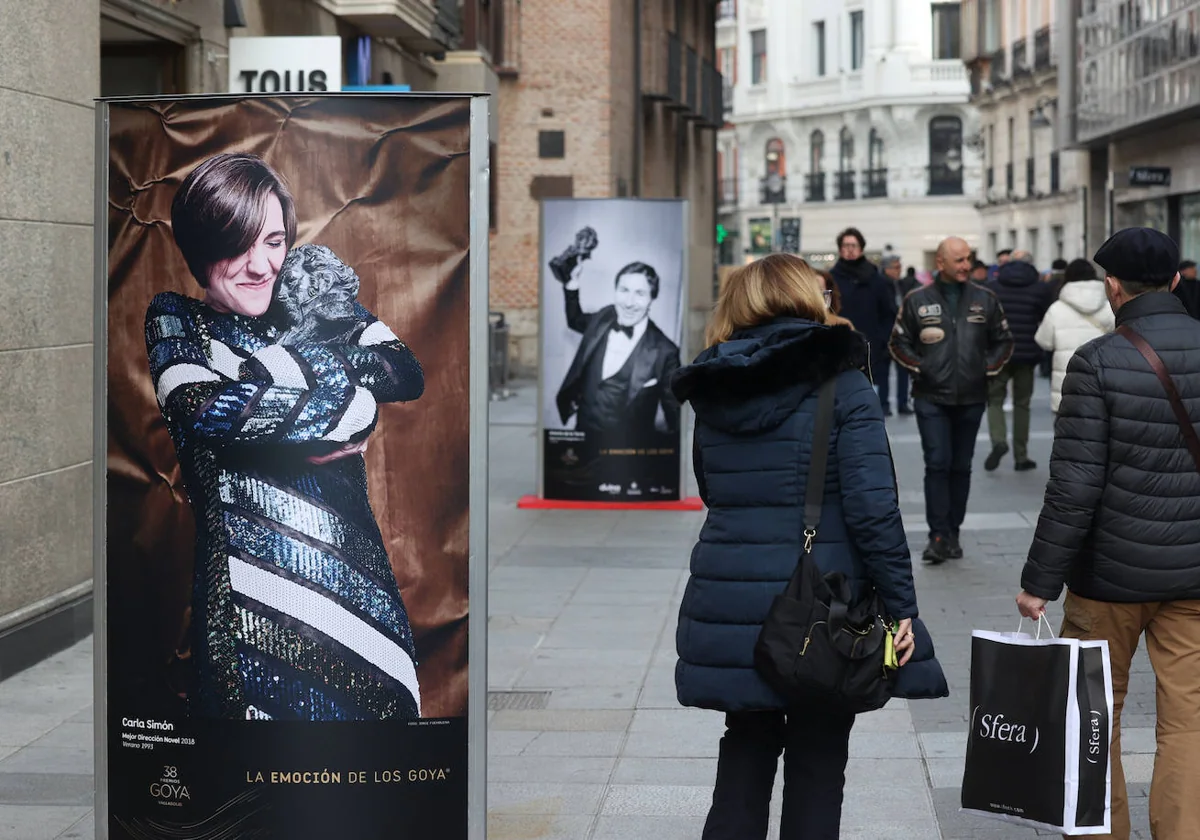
[144,153,425,722]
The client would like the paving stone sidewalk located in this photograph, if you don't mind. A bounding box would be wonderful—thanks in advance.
[0,375,1157,839]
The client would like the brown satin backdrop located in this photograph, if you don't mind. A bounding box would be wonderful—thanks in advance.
[106,96,471,719]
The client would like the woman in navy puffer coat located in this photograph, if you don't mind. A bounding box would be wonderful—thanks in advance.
[671,254,947,840]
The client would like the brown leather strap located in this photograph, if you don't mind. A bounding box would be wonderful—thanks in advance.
[1117,325,1200,475]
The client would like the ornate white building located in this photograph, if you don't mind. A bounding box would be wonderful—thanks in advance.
[717,0,983,271]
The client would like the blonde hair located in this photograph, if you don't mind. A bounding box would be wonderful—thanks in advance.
[707,253,827,346]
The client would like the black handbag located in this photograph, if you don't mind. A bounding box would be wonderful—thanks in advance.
[752,377,894,714]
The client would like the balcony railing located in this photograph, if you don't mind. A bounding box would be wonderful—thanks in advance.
[717,0,735,20]
[642,29,671,99]
[667,32,683,105]
[698,60,724,127]
[1050,151,1060,193]
[1005,161,1014,193]
[864,168,887,198]
[911,60,969,84]
[989,49,1007,87]
[1034,26,1052,71]
[835,170,856,200]
[1026,157,1035,193]
[686,46,699,114]
[929,165,964,196]
[806,172,826,202]
[1012,38,1030,76]
[720,177,738,205]
[760,176,787,204]
[496,0,520,75]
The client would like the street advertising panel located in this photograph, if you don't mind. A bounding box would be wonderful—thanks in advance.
[94,94,488,839]
[539,198,688,502]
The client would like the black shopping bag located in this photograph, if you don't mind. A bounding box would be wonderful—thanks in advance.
[961,622,1113,835]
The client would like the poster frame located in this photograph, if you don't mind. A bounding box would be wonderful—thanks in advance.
[91,92,490,840]
[535,197,690,502]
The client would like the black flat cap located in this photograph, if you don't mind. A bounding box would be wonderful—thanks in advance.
[1094,227,1180,285]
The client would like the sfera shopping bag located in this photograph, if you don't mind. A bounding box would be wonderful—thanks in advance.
[960,617,1113,835]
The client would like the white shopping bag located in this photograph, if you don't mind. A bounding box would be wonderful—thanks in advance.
[960,616,1114,835]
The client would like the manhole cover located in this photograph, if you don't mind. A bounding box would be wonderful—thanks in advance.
[487,691,551,711]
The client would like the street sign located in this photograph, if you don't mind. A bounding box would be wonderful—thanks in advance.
[1129,166,1171,187]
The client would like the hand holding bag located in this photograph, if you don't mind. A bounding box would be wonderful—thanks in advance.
[752,377,894,714]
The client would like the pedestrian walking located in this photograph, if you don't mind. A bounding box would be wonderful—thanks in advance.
[1171,259,1200,319]
[829,228,898,414]
[817,270,855,329]
[984,251,1056,471]
[1034,258,1114,414]
[884,255,918,414]
[1017,227,1200,840]
[671,253,945,840]
[889,237,1014,564]
[970,260,989,284]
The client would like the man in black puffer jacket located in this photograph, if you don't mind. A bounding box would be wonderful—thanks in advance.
[1017,228,1200,840]
[830,227,898,412]
[984,251,1056,471]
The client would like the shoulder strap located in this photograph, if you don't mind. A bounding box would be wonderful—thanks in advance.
[1117,325,1200,475]
[803,377,838,552]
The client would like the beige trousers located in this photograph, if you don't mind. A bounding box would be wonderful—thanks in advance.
[1060,591,1200,840]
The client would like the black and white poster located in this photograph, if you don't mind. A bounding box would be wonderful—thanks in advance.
[539,199,687,502]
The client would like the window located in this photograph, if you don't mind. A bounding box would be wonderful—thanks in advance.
[1051,225,1064,260]
[850,11,864,70]
[867,129,886,197]
[1027,228,1040,262]
[839,127,855,171]
[932,3,961,59]
[764,138,786,202]
[751,29,767,84]
[868,128,885,170]
[988,231,999,260]
[810,130,824,172]
[1008,229,1018,249]
[982,0,1002,52]
[928,115,964,195]
[814,21,827,76]
[719,46,736,82]
[538,130,565,158]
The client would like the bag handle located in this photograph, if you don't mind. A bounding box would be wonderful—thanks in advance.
[1116,325,1200,475]
[782,377,838,602]
[802,377,838,553]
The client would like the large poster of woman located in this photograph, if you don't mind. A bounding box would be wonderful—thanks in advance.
[97,94,486,839]
[539,198,688,502]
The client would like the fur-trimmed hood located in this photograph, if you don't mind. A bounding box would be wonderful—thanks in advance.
[670,318,869,434]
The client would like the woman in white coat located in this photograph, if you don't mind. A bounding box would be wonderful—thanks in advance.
[1034,259,1115,413]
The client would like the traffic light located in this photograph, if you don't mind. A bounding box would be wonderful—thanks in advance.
[716,224,728,245]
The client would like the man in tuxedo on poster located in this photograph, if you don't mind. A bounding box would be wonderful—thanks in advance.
[554,258,681,451]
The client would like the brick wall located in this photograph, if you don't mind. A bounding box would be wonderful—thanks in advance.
[491,0,614,371]
[492,0,716,373]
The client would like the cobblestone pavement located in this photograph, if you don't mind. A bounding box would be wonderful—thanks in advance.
[0,374,1157,839]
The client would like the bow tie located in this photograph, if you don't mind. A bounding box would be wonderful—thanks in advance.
[612,324,635,339]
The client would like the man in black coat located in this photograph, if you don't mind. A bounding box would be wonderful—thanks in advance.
[554,260,681,445]
[984,251,1056,471]
[1017,228,1200,840]
[830,227,898,413]
[890,237,1014,564]
[1172,259,1200,319]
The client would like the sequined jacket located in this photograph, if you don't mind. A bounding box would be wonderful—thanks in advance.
[145,291,424,721]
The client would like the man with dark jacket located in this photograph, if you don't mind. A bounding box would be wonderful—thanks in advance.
[890,237,1014,564]
[830,227,898,413]
[984,251,1056,471]
[1017,228,1200,840]
[1172,259,1200,319]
